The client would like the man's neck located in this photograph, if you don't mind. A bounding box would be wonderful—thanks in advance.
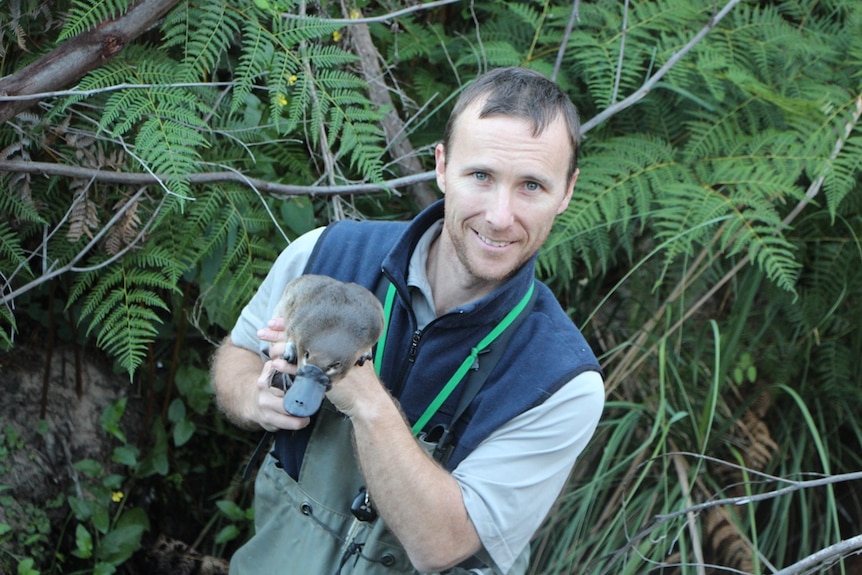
[425,232,500,316]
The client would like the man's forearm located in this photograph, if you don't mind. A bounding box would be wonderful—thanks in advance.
[211,336,266,429]
[331,365,482,572]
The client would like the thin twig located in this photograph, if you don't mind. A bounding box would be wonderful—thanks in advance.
[671,453,706,575]
[552,0,580,82]
[279,0,460,25]
[610,0,630,105]
[0,82,234,102]
[598,451,862,575]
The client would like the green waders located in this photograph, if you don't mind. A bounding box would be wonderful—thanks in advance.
[229,401,527,575]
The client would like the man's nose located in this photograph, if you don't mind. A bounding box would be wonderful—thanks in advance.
[485,189,515,229]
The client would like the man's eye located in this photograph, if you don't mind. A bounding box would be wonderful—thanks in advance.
[524,181,540,192]
[473,172,489,182]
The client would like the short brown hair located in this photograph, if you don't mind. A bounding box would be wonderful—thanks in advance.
[442,67,581,178]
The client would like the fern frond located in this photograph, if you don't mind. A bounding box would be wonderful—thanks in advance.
[0,182,45,224]
[301,44,359,71]
[161,183,280,329]
[270,15,342,48]
[542,135,678,280]
[72,254,180,377]
[504,2,545,31]
[0,221,29,278]
[231,18,275,112]
[331,110,385,182]
[818,99,862,219]
[458,40,523,68]
[179,2,245,80]
[63,49,212,198]
[0,300,15,349]
[58,0,131,41]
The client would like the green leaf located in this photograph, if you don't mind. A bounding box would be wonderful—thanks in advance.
[172,419,196,447]
[215,524,240,545]
[73,524,93,559]
[96,507,149,564]
[101,398,128,443]
[167,398,186,423]
[216,499,246,522]
[94,563,117,575]
[74,459,103,478]
[68,496,93,522]
[16,558,39,575]
[112,445,139,467]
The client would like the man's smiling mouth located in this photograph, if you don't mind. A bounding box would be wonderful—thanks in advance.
[477,232,512,248]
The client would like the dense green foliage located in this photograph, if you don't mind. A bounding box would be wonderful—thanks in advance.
[1,0,861,573]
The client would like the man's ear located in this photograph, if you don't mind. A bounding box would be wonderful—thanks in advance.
[434,143,447,194]
[556,168,578,215]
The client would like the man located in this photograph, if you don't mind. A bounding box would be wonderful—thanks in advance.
[211,67,604,574]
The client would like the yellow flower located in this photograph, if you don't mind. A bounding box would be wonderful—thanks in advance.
[288,74,298,85]
[332,29,343,42]
[277,94,288,107]
[111,491,124,503]
[349,8,361,19]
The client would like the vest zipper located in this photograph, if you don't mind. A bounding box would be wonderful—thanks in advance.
[407,329,422,362]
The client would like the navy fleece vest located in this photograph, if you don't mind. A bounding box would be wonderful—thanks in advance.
[272,200,600,476]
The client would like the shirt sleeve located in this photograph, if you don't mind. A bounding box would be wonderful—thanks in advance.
[230,227,325,355]
[452,370,605,574]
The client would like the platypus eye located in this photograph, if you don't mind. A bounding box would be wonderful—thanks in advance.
[325,361,342,374]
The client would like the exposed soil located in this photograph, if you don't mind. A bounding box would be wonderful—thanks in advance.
[0,344,231,574]
[0,345,134,538]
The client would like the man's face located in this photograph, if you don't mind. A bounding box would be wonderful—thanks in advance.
[434,102,577,289]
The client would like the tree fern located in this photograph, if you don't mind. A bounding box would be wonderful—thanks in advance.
[819,104,862,220]
[70,250,180,377]
[169,1,245,80]
[58,0,130,41]
[0,299,14,350]
[57,47,211,200]
[170,183,281,328]
[541,134,679,280]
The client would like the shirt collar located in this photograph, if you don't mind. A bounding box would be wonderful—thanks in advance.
[406,219,443,328]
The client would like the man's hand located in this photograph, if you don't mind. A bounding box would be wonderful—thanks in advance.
[254,316,312,431]
[211,321,311,432]
[324,358,390,420]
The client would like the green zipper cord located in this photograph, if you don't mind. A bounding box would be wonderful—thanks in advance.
[372,280,535,436]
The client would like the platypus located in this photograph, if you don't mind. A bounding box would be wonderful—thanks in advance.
[271,274,384,417]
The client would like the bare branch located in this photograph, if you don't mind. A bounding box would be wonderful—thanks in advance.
[0,0,181,123]
[611,0,631,105]
[597,451,862,575]
[773,535,862,575]
[1,187,150,306]
[0,159,433,196]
